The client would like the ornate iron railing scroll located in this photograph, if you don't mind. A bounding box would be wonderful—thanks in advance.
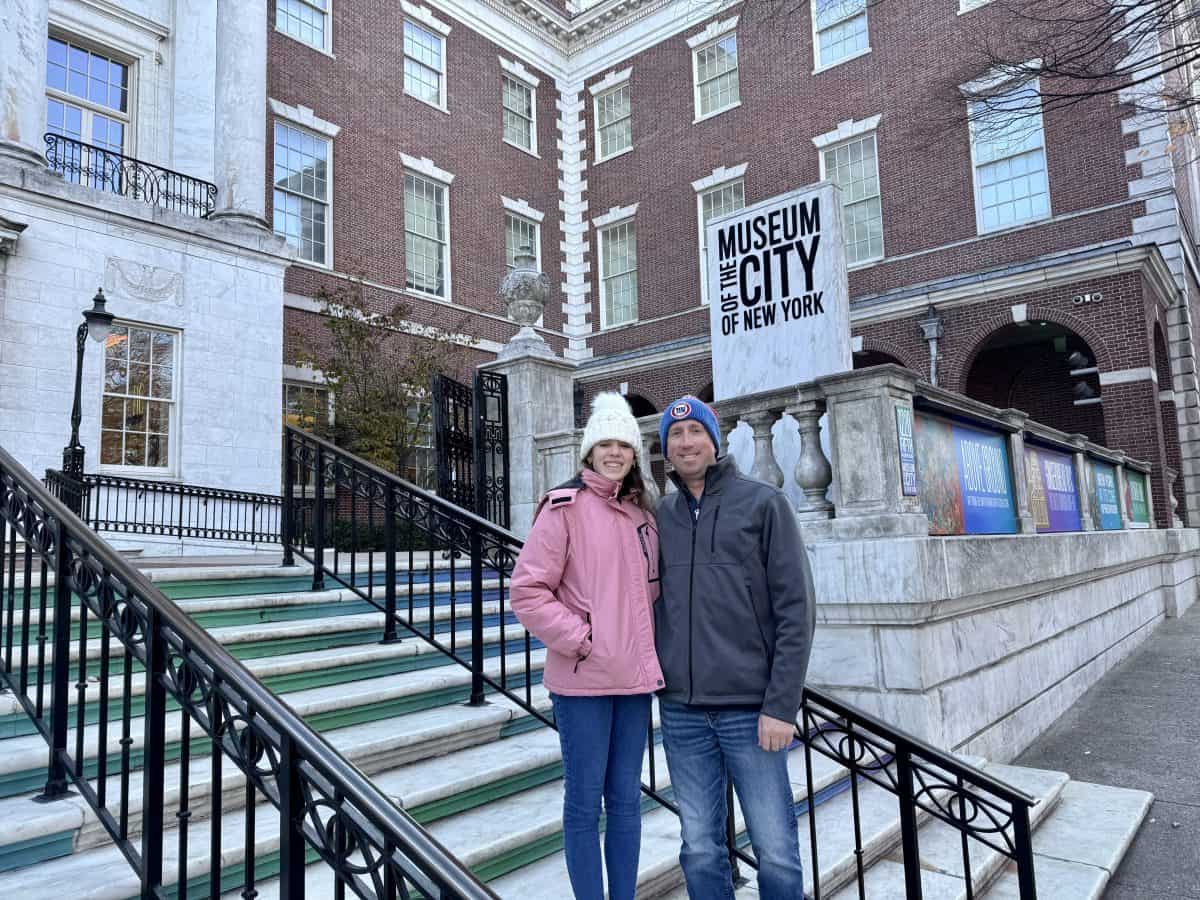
[2,443,494,899]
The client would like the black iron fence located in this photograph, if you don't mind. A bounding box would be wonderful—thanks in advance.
[1,443,494,899]
[285,426,1039,898]
[44,132,218,218]
[44,469,282,544]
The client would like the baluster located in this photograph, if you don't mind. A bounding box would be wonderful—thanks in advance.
[638,421,661,503]
[788,399,834,520]
[279,733,307,899]
[34,516,72,802]
[140,605,168,895]
[468,529,486,706]
[382,488,398,644]
[282,431,295,567]
[178,709,191,900]
[312,445,326,592]
[894,747,924,899]
[745,409,784,487]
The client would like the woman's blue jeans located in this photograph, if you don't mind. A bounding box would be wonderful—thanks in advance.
[551,692,652,900]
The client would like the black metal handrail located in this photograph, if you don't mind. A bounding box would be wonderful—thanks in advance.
[44,469,282,544]
[44,132,218,218]
[2,443,495,899]
[285,426,1039,898]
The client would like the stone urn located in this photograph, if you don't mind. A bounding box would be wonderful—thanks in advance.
[498,245,554,358]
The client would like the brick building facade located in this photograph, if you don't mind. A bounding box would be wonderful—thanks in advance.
[268,0,1200,527]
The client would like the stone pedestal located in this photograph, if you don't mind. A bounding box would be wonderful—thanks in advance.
[999,410,1039,534]
[0,0,49,169]
[816,366,929,539]
[209,0,269,229]
[479,351,577,537]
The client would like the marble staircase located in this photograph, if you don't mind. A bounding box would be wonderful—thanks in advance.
[0,559,1152,899]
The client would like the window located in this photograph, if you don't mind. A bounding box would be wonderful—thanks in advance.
[502,75,536,152]
[404,20,445,108]
[595,84,632,160]
[405,173,449,297]
[822,133,883,265]
[100,324,177,472]
[283,382,331,433]
[403,401,435,489]
[273,122,331,265]
[45,36,131,192]
[505,213,540,270]
[599,220,638,327]
[276,0,329,52]
[970,81,1050,232]
[813,0,869,69]
[698,180,744,303]
[693,34,740,120]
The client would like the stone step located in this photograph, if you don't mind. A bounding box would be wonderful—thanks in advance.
[979,780,1152,899]
[0,628,544,798]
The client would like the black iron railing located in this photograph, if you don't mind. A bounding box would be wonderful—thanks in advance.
[1,443,495,899]
[285,426,1039,898]
[44,133,218,218]
[44,469,282,544]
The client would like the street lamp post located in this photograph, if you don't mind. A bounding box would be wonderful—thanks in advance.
[61,288,115,514]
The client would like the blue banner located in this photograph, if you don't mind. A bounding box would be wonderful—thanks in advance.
[953,425,1019,534]
[1092,461,1122,530]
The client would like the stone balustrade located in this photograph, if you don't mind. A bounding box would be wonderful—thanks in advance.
[530,364,1165,539]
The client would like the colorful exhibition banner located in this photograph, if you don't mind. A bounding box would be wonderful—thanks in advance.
[913,413,1017,535]
[1024,445,1082,533]
[1126,469,1151,527]
[895,406,918,496]
[1091,461,1123,530]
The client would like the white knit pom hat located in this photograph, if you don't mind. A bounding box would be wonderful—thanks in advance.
[579,392,642,463]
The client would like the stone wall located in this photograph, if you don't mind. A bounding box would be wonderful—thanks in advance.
[806,525,1200,762]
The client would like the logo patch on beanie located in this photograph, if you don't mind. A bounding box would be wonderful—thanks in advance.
[670,400,693,419]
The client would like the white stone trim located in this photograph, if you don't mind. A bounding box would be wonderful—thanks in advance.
[1160,389,1177,402]
[1010,303,1028,323]
[499,56,540,87]
[555,79,593,360]
[501,196,545,223]
[1099,367,1158,387]
[268,99,341,138]
[959,59,1041,96]
[811,115,882,150]
[588,67,632,95]
[399,153,455,184]
[685,15,738,49]
[283,363,327,384]
[284,292,323,313]
[691,163,748,193]
[591,203,638,229]
[400,1,451,36]
[75,0,170,38]
[851,335,864,353]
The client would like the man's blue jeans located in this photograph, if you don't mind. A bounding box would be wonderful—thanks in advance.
[659,700,805,900]
[551,693,652,900]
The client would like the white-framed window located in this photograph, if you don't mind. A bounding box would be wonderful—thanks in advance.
[821,133,883,265]
[969,80,1051,233]
[403,400,435,489]
[45,35,132,192]
[100,323,178,473]
[598,219,638,328]
[273,121,331,266]
[505,213,540,271]
[595,84,632,160]
[405,172,450,298]
[276,0,330,53]
[693,34,740,120]
[283,381,333,432]
[697,179,745,304]
[812,0,870,70]
[404,19,445,109]
[502,75,536,153]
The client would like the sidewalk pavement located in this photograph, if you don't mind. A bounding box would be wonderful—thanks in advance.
[1012,601,1200,899]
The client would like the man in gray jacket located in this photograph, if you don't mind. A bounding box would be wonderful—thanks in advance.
[655,395,815,900]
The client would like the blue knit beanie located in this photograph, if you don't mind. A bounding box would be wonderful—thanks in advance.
[660,396,721,457]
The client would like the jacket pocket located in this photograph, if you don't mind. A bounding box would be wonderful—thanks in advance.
[692,564,771,698]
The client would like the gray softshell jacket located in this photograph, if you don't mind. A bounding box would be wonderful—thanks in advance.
[654,455,816,723]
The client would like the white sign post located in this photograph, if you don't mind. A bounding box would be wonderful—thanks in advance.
[706,181,852,401]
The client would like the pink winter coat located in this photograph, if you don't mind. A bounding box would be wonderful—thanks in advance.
[510,468,664,696]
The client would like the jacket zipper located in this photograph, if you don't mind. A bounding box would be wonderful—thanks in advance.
[711,505,720,554]
[688,501,697,702]
[574,613,592,673]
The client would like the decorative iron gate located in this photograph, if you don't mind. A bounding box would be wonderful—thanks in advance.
[433,371,510,528]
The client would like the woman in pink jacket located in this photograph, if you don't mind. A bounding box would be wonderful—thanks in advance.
[510,392,663,900]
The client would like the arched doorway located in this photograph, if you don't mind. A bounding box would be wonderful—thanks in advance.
[853,349,905,369]
[695,383,714,403]
[624,393,657,418]
[964,321,1106,444]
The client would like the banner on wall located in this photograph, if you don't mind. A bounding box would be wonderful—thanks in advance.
[1126,469,1151,527]
[1024,445,1082,533]
[913,413,1018,535]
[895,406,918,496]
[1091,461,1123,530]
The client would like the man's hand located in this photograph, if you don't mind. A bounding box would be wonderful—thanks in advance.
[758,713,794,752]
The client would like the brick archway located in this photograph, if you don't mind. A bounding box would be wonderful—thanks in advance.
[854,338,924,374]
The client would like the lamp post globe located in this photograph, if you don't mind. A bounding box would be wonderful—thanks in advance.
[61,288,114,511]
